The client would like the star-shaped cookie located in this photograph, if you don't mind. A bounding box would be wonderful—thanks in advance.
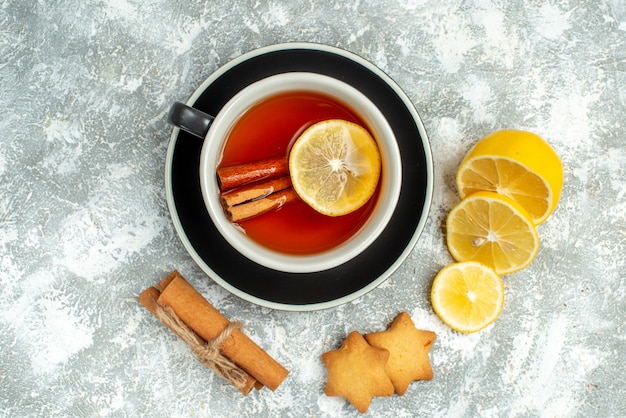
[321,331,394,413]
[364,312,436,395]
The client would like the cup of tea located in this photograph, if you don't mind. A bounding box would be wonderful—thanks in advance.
[168,72,402,273]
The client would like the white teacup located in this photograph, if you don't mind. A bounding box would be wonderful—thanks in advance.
[168,72,402,273]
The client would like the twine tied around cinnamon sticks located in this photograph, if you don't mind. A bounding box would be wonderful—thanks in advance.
[154,302,248,391]
[138,270,289,395]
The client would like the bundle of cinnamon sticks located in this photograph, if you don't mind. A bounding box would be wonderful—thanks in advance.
[217,156,298,222]
[138,270,289,395]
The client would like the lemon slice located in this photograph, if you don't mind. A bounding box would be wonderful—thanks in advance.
[431,261,504,333]
[456,130,563,225]
[446,191,540,275]
[289,119,381,216]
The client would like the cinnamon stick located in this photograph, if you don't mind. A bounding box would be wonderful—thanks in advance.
[142,271,289,392]
[138,286,258,395]
[220,176,292,208]
[225,187,298,223]
[217,156,288,191]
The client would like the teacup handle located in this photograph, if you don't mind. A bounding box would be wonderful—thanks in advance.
[167,101,215,139]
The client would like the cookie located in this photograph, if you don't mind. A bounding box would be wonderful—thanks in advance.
[364,312,436,395]
[321,331,394,413]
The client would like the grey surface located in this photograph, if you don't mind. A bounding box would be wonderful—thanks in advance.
[1,1,625,417]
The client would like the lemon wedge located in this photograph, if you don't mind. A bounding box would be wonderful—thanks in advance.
[456,130,563,225]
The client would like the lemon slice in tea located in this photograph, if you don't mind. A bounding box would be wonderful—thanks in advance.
[289,119,381,216]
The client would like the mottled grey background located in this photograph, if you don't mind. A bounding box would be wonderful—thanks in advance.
[1,1,625,417]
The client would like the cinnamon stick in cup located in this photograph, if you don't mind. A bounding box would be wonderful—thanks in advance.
[217,156,288,191]
[224,187,298,223]
[220,176,292,207]
[139,271,289,393]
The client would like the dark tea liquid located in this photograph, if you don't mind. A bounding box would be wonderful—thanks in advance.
[218,91,380,255]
